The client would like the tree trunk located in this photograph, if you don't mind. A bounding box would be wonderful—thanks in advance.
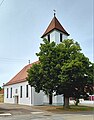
[75,98,79,106]
[63,94,70,108]
[49,94,53,105]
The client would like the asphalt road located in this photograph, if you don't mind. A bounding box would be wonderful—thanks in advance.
[0,103,94,120]
[0,113,94,120]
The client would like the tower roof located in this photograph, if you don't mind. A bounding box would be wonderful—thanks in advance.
[41,16,69,38]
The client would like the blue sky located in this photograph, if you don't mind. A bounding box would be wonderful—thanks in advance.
[0,0,93,86]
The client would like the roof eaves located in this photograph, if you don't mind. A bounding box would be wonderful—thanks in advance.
[4,78,27,86]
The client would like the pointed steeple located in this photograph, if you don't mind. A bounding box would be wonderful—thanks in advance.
[41,16,69,38]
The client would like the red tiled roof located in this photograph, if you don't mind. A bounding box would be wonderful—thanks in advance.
[0,89,4,94]
[4,61,38,86]
[41,16,69,38]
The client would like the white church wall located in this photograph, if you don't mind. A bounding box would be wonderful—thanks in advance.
[53,92,64,105]
[43,36,48,40]
[50,30,56,43]
[4,82,64,106]
[43,94,49,104]
[4,85,14,104]
[33,88,44,105]
[53,95,64,105]
[54,30,68,43]
[4,81,44,106]
[18,82,32,105]
[63,34,67,40]
[43,30,68,44]
[43,92,64,105]
[54,30,60,44]
[4,81,32,105]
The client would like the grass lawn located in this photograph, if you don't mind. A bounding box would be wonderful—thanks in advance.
[58,105,94,111]
[33,105,94,113]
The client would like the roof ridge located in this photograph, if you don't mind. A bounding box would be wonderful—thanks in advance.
[4,65,29,86]
[4,61,39,86]
[54,16,69,35]
[41,16,69,38]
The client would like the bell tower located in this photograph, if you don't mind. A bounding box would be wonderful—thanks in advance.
[41,12,69,44]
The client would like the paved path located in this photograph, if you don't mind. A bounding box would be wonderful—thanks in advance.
[0,103,94,120]
[62,114,94,120]
[0,113,93,120]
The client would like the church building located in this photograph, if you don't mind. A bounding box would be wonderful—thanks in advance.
[4,14,69,106]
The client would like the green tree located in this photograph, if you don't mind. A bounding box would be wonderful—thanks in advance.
[27,40,61,104]
[0,87,2,91]
[27,39,93,107]
[55,40,93,107]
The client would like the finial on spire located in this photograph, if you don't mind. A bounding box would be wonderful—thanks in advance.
[53,9,56,17]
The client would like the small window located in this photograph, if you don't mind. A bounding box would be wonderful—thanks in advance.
[60,33,62,42]
[10,87,12,98]
[26,85,28,98]
[20,86,22,98]
[7,88,8,98]
[48,34,50,42]
[15,89,18,94]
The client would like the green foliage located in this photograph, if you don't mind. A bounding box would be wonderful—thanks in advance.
[56,41,93,99]
[27,63,42,93]
[27,39,93,103]
[0,87,2,91]
[27,39,62,95]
